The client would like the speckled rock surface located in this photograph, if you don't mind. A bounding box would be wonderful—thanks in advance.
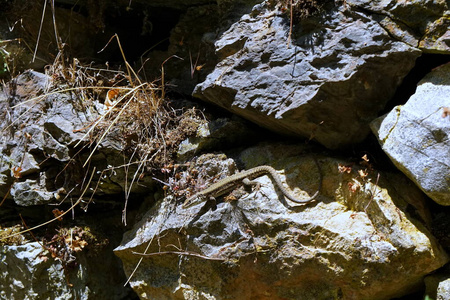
[371,63,450,206]
[115,144,448,300]
[194,2,421,149]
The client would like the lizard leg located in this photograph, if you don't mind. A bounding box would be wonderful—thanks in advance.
[208,196,217,205]
[242,178,267,199]
[242,178,261,191]
[243,177,275,201]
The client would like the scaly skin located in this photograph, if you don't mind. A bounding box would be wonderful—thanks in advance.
[182,163,322,209]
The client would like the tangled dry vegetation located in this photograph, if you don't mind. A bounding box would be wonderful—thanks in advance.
[272,0,334,21]
[0,33,204,265]
[0,0,208,285]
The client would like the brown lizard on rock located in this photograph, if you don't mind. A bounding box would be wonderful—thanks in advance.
[182,162,322,209]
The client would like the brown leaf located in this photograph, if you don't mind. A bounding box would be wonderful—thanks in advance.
[12,166,22,179]
[338,164,352,173]
[358,169,368,180]
[52,209,64,221]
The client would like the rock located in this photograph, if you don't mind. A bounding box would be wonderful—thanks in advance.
[0,70,92,205]
[0,242,73,300]
[0,70,157,206]
[0,230,134,300]
[177,115,261,160]
[347,0,450,54]
[194,2,421,149]
[371,63,450,206]
[425,266,450,300]
[114,144,448,300]
[10,179,54,206]
[419,16,450,54]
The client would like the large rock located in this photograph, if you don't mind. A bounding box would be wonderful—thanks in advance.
[0,229,133,300]
[193,2,421,149]
[114,144,448,299]
[0,71,156,207]
[425,266,450,300]
[371,63,450,206]
[0,71,94,206]
[347,0,450,54]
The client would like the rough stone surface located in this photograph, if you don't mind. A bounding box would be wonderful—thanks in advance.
[177,115,261,160]
[0,2,448,299]
[0,70,154,207]
[142,0,262,95]
[0,242,72,300]
[347,0,450,54]
[194,2,421,149]
[115,144,448,300]
[371,63,450,206]
[425,266,450,300]
[0,239,133,300]
[0,71,93,206]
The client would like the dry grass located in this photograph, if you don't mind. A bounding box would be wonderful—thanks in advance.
[0,3,204,241]
[0,3,211,290]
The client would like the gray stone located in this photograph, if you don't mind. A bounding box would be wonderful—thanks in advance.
[425,266,450,300]
[0,70,155,205]
[0,242,72,300]
[0,238,133,300]
[115,144,447,299]
[437,279,450,300]
[371,63,450,206]
[347,0,450,54]
[177,116,260,160]
[194,2,421,149]
[13,153,39,177]
[10,179,55,206]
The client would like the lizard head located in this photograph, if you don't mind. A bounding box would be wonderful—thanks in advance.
[182,194,205,209]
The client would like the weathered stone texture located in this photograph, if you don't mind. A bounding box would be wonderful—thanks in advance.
[347,0,450,54]
[194,2,421,149]
[371,63,450,206]
[115,145,448,300]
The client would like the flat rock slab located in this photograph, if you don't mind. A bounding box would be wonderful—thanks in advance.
[371,63,450,206]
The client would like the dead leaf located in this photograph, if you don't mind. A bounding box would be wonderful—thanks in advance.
[105,88,120,109]
[12,166,22,179]
[358,169,368,180]
[52,209,64,221]
[70,237,88,252]
[348,180,360,193]
[195,64,205,71]
[338,164,352,173]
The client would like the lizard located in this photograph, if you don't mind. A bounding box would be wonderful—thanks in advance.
[182,161,322,209]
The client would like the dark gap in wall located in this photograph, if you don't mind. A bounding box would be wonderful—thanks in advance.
[92,5,183,63]
[381,53,450,115]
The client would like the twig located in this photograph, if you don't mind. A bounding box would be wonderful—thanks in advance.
[132,250,226,261]
[0,185,11,207]
[364,172,380,212]
[287,0,293,46]
[33,0,47,63]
